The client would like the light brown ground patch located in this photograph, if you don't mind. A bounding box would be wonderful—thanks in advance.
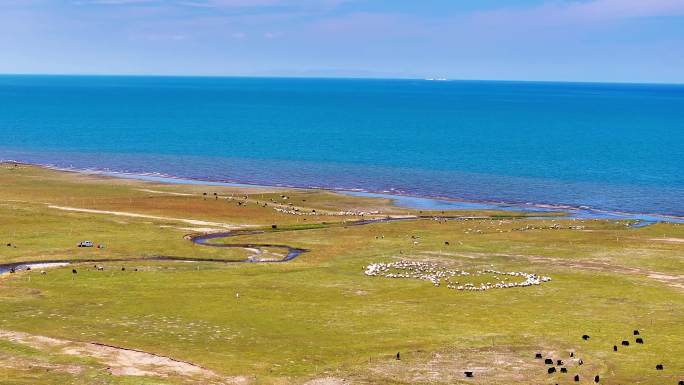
[647,273,684,289]
[303,377,349,385]
[0,329,226,382]
[47,204,250,230]
[160,225,227,233]
[137,188,195,196]
[365,346,542,384]
[649,237,684,243]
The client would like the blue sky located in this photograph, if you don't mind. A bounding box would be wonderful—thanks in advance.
[1,0,683,82]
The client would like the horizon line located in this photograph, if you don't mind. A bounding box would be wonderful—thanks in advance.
[0,72,682,87]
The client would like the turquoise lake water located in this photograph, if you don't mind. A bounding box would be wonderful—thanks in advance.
[1,75,682,217]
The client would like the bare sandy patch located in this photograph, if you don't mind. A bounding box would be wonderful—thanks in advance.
[0,330,69,349]
[48,205,248,229]
[159,225,226,233]
[367,347,542,384]
[649,237,684,243]
[0,329,223,382]
[303,377,349,385]
[647,273,684,289]
[137,188,195,196]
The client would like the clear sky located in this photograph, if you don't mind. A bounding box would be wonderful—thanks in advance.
[1,0,683,83]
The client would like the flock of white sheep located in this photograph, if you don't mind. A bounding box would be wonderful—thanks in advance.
[364,260,551,291]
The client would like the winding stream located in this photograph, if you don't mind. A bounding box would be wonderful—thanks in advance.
[0,213,642,274]
[0,217,396,274]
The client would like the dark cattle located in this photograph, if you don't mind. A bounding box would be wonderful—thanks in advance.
[678,381,683,385]
[6,243,10,247]
[396,352,400,360]
[582,335,590,341]
[636,338,644,344]
[594,375,600,383]
[633,330,640,336]
[613,345,618,352]
[574,375,580,382]
[548,367,556,374]
[621,340,629,346]
[9,267,15,274]
[464,371,473,378]
[656,364,663,370]
[570,352,574,357]
[535,353,543,359]
[545,358,553,365]
[444,241,450,245]
[578,359,583,365]
[272,224,278,229]
[121,267,126,271]
[26,266,31,271]
[556,360,563,366]
[560,368,568,373]
[72,269,77,274]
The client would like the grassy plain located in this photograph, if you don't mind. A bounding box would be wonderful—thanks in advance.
[0,164,682,385]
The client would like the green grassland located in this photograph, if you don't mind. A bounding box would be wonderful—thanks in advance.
[0,164,682,384]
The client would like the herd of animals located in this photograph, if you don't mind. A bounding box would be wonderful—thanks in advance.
[394,329,681,384]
